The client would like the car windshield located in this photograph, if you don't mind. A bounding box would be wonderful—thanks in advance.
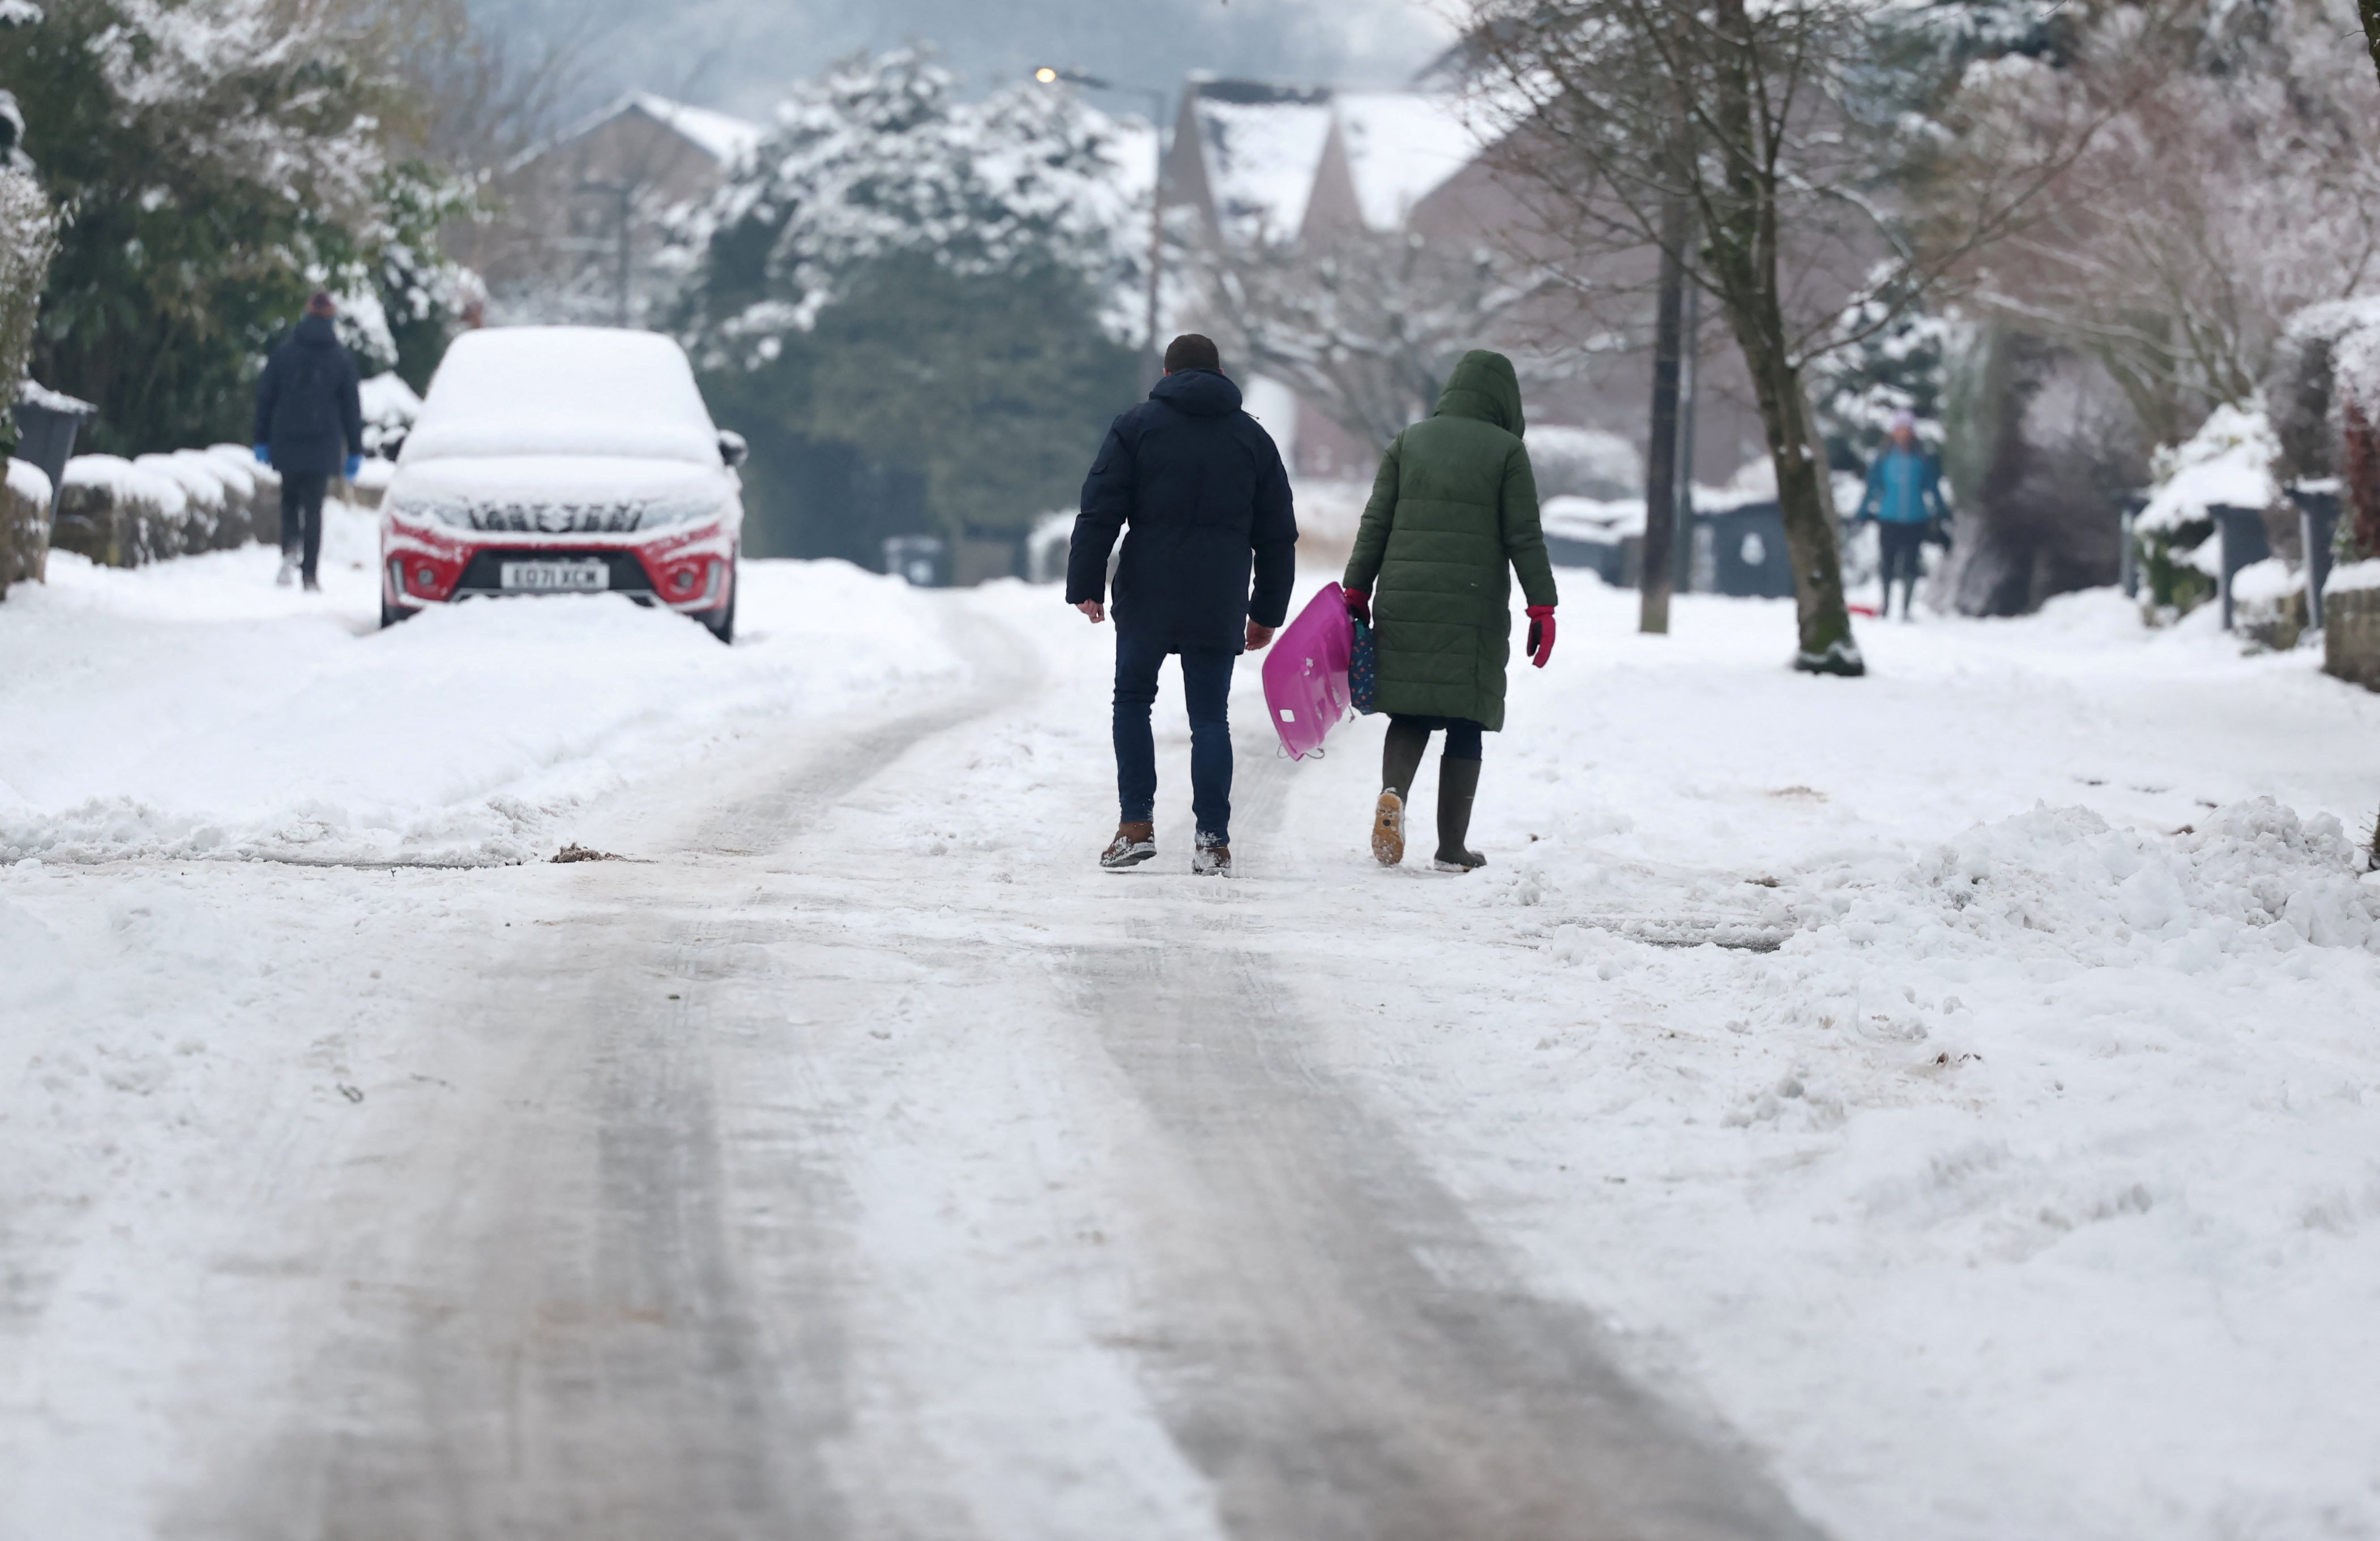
[403,327,720,465]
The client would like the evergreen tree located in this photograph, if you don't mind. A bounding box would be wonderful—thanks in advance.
[0,0,473,452]
[675,49,1142,560]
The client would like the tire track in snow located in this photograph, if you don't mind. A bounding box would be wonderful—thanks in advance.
[1060,731,1827,1541]
[176,605,1037,1540]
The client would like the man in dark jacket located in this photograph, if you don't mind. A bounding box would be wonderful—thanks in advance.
[254,291,364,590]
[1067,333,1297,876]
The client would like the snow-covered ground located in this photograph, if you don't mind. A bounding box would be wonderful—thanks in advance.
[3,541,2377,1538]
[0,503,962,865]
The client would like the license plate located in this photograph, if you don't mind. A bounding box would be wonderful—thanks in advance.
[499,559,608,593]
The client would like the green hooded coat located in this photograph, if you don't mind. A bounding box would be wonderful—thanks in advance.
[1343,350,1558,731]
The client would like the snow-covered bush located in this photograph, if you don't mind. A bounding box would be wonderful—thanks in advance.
[2134,403,2278,614]
[2267,298,2380,566]
[0,160,55,454]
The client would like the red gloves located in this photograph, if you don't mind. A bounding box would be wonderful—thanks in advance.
[1343,586,1370,623]
[1526,605,1557,668]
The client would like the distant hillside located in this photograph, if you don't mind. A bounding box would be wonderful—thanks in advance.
[470,0,1450,119]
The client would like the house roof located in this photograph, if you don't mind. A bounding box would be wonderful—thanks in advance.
[1183,82,1337,246]
[1331,93,1483,232]
[624,93,767,169]
[1172,79,1486,245]
[515,92,767,176]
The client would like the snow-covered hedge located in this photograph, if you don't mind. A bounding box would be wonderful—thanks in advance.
[50,449,286,568]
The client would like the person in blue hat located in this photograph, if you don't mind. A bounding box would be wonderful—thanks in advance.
[1855,409,1949,620]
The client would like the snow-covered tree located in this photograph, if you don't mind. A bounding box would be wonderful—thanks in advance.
[674,51,1143,557]
[676,49,1143,367]
[1944,0,2380,450]
[0,0,479,450]
[1809,277,1957,469]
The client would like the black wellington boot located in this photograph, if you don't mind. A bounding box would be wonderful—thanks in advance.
[1433,756,1487,871]
[1373,718,1429,866]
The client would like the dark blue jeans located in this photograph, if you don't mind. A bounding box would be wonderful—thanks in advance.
[1114,632,1234,842]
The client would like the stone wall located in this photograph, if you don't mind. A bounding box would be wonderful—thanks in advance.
[51,451,283,568]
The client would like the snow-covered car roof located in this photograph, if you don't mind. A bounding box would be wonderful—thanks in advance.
[403,327,721,465]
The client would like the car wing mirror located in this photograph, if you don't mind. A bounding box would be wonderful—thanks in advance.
[718,429,749,469]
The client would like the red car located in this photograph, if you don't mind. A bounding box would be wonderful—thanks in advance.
[378,327,746,640]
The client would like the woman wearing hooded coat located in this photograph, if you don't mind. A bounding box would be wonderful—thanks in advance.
[1342,350,1559,871]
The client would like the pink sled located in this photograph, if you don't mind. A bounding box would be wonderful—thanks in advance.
[1261,582,1355,762]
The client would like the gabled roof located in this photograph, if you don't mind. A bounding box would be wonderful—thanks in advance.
[1169,78,1488,247]
[1330,93,1482,233]
[623,93,767,169]
[512,92,766,176]
[1180,81,1337,246]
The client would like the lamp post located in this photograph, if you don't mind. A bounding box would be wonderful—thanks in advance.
[1036,66,1168,388]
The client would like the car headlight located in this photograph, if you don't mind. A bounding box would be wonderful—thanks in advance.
[633,495,733,530]
[383,493,469,529]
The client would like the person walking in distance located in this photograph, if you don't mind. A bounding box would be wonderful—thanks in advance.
[1343,350,1558,872]
[1854,408,1949,620]
[254,290,364,591]
[1068,333,1297,876]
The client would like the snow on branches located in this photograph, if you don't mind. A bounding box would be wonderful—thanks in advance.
[87,0,390,237]
[677,49,1144,369]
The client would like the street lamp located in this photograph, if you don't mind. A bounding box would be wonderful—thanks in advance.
[1035,66,1169,388]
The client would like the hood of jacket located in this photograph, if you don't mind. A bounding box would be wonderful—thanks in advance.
[1433,349,1524,438]
[1149,367,1242,418]
[293,313,340,348]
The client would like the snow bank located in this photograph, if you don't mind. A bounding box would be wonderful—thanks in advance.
[0,542,963,866]
[1828,799,2379,961]
[2139,402,2276,532]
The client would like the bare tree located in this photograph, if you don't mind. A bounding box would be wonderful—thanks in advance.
[1198,226,1558,451]
[1463,0,2137,673]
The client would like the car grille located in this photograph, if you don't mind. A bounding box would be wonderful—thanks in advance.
[452,550,656,595]
[460,502,650,533]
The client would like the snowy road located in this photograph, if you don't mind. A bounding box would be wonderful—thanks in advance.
[128,603,1811,1539]
[6,532,2380,1538]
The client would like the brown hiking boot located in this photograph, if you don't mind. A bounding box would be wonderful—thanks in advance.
[1191,832,1230,876]
[1371,789,1405,866]
[1100,822,1157,870]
